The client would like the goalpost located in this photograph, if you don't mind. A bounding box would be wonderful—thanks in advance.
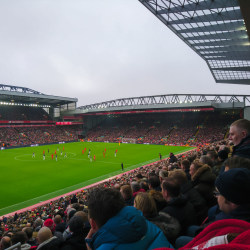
[121,138,137,144]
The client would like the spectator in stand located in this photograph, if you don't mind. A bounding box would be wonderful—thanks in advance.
[11,231,31,250]
[43,219,63,243]
[85,188,173,249]
[131,182,145,197]
[37,227,60,250]
[169,153,177,164]
[148,176,162,191]
[161,177,196,236]
[180,160,191,181]
[140,181,149,192]
[199,155,213,168]
[54,215,66,234]
[210,150,228,176]
[190,162,217,208]
[134,192,180,245]
[23,227,37,247]
[59,216,88,250]
[228,119,250,159]
[224,156,250,171]
[33,219,43,239]
[0,236,11,250]
[120,185,135,206]
[159,170,168,182]
[168,169,208,225]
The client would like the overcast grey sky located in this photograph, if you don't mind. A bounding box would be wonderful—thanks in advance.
[0,0,249,106]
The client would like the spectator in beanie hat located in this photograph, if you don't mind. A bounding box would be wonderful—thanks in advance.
[214,168,250,222]
[43,219,63,243]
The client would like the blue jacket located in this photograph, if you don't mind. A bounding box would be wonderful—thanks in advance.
[85,206,173,250]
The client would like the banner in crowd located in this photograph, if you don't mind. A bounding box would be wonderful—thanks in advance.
[0,120,54,124]
[63,116,82,120]
[56,122,83,125]
[81,108,214,116]
[0,125,55,127]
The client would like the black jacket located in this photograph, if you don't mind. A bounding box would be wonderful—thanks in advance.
[192,164,217,208]
[161,195,196,236]
[184,169,191,181]
[55,222,67,233]
[144,212,180,245]
[59,228,89,250]
[180,181,208,225]
[169,155,177,164]
[232,133,250,159]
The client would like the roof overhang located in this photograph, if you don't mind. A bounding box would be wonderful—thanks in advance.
[138,0,250,85]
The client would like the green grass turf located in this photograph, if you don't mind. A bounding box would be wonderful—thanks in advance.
[0,142,194,215]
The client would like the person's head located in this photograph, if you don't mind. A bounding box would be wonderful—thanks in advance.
[217,150,228,162]
[200,155,213,168]
[229,119,250,146]
[11,231,27,245]
[120,185,133,200]
[0,236,11,250]
[181,160,190,171]
[161,177,180,202]
[168,169,188,185]
[219,145,230,153]
[134,193,157,215]
[215,168,250,214]
[148,176,161,190]
[54,215,62,225]
[23,227,33,239]
[169,152,174,157]
[114,184,120,191]
[34,219,43,228]
[87,188,125,232]
[68,216,84,233]
[224,157,250,171]
[140,181,149,192]
[74,211,88,223]
[43,219,56,233]
[159,170,168,182]
[131,182,140,193]
[189,162,202,177]
[37,227,52,245]
[206,151,218,161]
[135,174,143,181]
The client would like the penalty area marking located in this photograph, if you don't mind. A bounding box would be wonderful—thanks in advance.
[14,152,76,162]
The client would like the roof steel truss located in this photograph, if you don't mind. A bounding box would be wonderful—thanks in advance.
[77,94,250,110]
[138,0,250,84]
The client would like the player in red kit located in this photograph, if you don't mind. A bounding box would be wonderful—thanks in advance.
[63,147,65,151]
[84,148,86,152]
[82,150,84,154]
[43,150,45,154]
[94,155,96,161]
[116,149,118,153]
[103,151,105,157]
[51,154,54,160]
[105,148,106,153]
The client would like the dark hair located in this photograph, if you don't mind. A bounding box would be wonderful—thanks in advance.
[162,177,180,197]
[11,231,27,245]
[88,188,125,228]
[224,157,250,171]
[23,227,33,239]
[148,176,161,189]
[131,182,140,192]
[191,162,203,172]
[207,151,218,160]
[140,181,149,192]
[170,165,181,171]
[181,160,190,170]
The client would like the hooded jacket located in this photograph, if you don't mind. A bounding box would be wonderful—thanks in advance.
[85,206,173,250]
[192,165,217,208]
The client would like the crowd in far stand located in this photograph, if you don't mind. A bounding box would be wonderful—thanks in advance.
[1,118,250,250]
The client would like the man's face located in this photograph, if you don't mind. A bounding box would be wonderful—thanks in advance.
[215,188,233,215]
[228,126,245,146]
[189,164,196,177]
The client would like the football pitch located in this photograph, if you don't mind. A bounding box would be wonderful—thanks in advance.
[0,142,194,215]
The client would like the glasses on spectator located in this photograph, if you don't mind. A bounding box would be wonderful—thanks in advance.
[213,191,221,197]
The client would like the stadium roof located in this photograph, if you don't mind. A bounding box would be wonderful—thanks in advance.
[0,84,77,107]
[67,94,250,115]
[138,0,250,85]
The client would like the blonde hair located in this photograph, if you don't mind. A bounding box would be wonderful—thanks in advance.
[134,192,157,215]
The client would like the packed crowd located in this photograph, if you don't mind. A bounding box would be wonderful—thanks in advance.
[0,126,79,147]
[86,112,240,146]
[0,107,51,121]
[1,118,250,249]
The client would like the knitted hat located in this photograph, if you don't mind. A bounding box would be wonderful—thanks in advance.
[68,216,84,233]
[215,168,250,205]
[43,218,56,232]
[218,150,228,161]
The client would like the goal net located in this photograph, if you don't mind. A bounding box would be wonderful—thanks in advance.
[121,138,137,144]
